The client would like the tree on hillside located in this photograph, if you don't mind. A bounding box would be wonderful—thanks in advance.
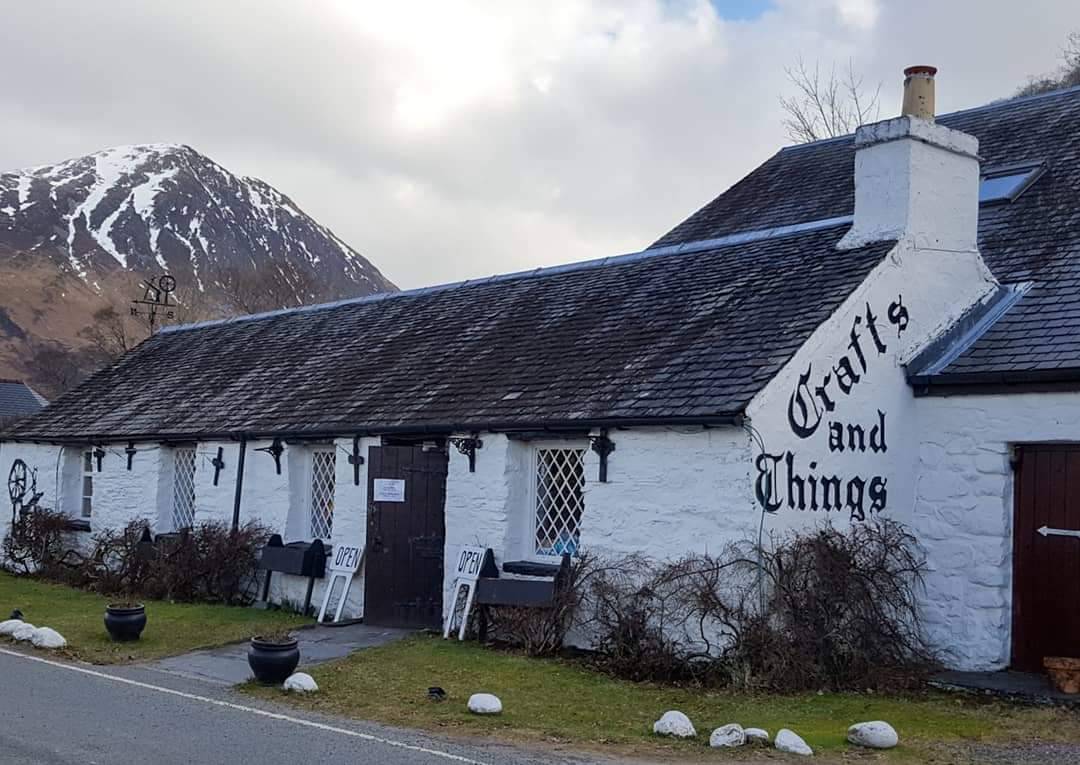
[79,305,144,360]
[218,265,319,315]
[1015,31,1080,96]
[779,58,881,143]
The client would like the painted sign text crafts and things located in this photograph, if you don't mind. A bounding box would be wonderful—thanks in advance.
[756,297,909,521]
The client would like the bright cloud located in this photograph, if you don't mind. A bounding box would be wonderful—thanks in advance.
[0,1,1074,287]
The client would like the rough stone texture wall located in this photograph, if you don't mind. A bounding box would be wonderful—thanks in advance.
[0,437,371,619]
[443,434,515,613]
[914,392,1080,671]
[0,442,65,534]
[440,428,756,623]
[581,427,756,560]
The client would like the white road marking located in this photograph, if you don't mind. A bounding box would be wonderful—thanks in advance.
[0,646,489,765]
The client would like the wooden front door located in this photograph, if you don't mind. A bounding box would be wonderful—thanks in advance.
[364,444,447,628]
[1012,444,1080,671]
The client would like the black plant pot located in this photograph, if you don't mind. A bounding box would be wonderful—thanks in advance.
[248,637,300,685]
[105,604,147,642]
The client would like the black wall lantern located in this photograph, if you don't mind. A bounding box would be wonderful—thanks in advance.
[255,438,285,474]
[589,430,615,483]
[125,441,137,470]
[93,447,106,472]
[449,435,483,473]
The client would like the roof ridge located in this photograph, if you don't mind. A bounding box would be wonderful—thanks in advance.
[780,83,1080,153]
[160,215,855,335]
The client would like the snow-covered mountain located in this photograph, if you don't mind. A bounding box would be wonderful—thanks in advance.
[0,143,393,299]
[0,144,396,395]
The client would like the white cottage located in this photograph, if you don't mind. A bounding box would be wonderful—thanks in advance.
[3,69,1079,672]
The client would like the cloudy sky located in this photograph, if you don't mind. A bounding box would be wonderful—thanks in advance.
[2,0,1077,288]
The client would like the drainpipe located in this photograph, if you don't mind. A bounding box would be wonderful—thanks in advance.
[231,435,248,532]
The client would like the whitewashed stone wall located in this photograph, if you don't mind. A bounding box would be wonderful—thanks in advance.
[746,238,996,539]
[914,392,1080,670]
[441,427,756,620]
[0,436,371,619]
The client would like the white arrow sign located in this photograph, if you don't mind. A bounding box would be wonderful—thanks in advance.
[1038,525,1080,539]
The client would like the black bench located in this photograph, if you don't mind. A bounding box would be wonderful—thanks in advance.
[474,553,571,641]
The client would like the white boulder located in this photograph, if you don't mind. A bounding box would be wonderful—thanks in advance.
[652,710,696,738]
[745,727,770,744]
[0,619,24,637]
[709,723,745,748]
[30,627,66,649]
[775,728,813,756]
[467,693,503,715]
[847,721,898,749]
[11,623,36,642]
[283,672,318,693]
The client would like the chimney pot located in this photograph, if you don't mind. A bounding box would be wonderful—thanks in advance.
[902,65,937,120]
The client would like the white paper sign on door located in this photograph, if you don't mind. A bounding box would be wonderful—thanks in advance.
[373,478,406,502]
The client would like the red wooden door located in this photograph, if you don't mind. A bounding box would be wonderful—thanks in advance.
[364,445,447,628]
[1012,445,1080,671]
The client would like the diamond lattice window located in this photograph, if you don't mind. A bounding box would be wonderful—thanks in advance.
[172,448,197,530]
[310,449,336,539]
[534,447,586,557]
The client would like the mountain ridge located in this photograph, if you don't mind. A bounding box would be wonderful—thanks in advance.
[0,143,395,396]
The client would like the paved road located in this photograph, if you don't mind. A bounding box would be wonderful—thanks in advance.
[0,647,601,765]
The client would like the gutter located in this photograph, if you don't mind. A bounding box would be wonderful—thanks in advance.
[3,413,742,447]
[910,368,1080,397]
[231,435,247,532]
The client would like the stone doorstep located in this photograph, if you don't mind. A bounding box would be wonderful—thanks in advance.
[930,670,1080,707]
[146,622,412,686]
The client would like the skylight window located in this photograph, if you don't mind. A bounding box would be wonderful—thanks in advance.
[979,162,1044,205]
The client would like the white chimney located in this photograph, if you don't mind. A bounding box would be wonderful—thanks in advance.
[838,66,980,252]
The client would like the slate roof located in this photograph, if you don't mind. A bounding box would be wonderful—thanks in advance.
[7,224,891,441]
[0,379,47,425]
[656,85,1080,387]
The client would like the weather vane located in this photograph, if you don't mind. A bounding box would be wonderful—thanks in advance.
[130,274,178,332]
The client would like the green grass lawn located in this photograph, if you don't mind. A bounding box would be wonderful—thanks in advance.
[247,634,1080,761]
[0,572,310,664]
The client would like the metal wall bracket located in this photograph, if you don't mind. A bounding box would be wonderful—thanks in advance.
[211,446,226,486]
[349,435,365,485]
[589,430,615,483]
[125,442,137,470]
[93,447,105,472]
[449,435,483,473]
[255,438,285,474]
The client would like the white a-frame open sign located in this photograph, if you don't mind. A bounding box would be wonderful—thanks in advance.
[318,543,364,623]
[443,546,489,640]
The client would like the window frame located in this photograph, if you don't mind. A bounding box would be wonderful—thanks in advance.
[171,446,197,530]
[979,161,1045,206]
[529,444,587,560]
[80,449,94,519]
[309,446,337,540]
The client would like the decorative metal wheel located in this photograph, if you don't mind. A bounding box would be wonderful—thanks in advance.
[158,274,177,293]
[7,460,27,506]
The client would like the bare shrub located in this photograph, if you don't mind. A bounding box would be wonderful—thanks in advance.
[135,521,270,605]
[577,520,936,691]
[4,516,270,606]
[1,507,83,580]
[484,553,597,656]
[730,521,936,691]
